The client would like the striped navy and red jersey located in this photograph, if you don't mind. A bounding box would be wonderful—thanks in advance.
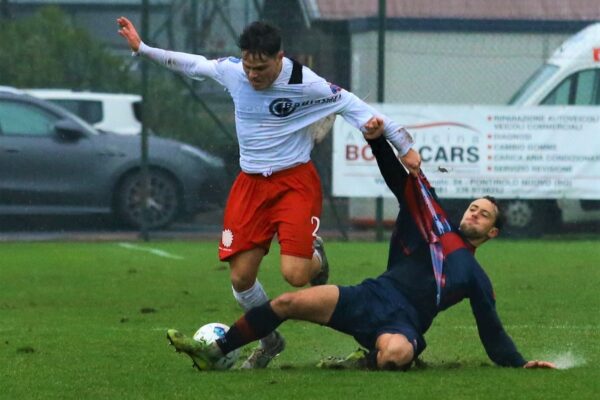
[367,135,526,367]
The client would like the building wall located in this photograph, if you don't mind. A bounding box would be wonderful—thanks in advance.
[351,30,570,104]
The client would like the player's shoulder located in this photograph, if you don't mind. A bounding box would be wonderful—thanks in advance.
[298,62,325,84]
[212,56,246,82]
[294,64,345,97]
[214,56,244,73]
[216,56,242,65]
[299,64,343,91]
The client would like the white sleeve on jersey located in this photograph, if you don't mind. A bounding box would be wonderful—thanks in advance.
[299,70,414,156]
[136,42,236,86]
[335,89,414,156]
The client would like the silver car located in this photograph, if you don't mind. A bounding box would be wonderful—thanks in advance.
[0,89,227,229]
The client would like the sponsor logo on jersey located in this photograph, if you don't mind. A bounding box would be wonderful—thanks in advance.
[269,98,298,117]
[269,94,342,118]
[329,83,342,94]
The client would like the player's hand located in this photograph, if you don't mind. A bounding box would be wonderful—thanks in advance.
[362,117,385,140]
[363,117,421,175]
[400,149,421,176]
[117,16,142,52]
[523,360,557,369]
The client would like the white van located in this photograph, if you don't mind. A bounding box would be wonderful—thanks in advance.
[25,89,142,135]
[509,23,600,107]
[504,22,600,231]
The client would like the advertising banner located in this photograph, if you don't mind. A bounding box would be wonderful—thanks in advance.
[332,105,600,199]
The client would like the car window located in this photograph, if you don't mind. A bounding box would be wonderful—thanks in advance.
[542,69,600,105]
[508,64,559,105]
[0,100,58,136]
[50,99,103,124]
[542,76,573,105]
[573,69,600,105]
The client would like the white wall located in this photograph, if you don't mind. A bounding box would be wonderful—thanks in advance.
[351,30,569,104]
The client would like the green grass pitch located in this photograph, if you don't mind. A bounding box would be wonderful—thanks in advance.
[1,239,598,399]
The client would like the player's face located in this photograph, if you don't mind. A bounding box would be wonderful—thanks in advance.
[242,51,283,90]
[459,198,499,243]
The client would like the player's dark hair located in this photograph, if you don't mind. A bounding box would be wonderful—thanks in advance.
[482,195,504,230]
[237,21,282,58]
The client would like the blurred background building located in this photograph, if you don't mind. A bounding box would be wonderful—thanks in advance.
[7,0,598,102]
[2,0,600,237]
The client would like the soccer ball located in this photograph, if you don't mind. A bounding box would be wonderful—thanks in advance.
[193,322,240,370]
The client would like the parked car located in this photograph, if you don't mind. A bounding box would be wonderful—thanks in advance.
[0,88,227,229]
[25,89,142,135]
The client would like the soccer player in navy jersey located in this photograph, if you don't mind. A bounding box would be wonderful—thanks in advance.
[118,18,420,368]
[166,117,555,371]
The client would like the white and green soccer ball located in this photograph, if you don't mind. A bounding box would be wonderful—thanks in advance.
[193,322,240,370]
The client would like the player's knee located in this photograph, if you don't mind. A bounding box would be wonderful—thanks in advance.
[280,260,312,287]
[282,270,310,287]
[270,292,298,318]
[229,270,255,292]
[378,347,413,370]
[228,249,264,291]
[377,335,414,370]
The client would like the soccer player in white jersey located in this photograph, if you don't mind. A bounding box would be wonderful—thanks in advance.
[117,17,421,369]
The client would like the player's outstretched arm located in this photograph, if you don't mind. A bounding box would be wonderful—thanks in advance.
[523,360,557,369]
[117,16,141,52]
[362,117,409,200]
[116,19,216,81]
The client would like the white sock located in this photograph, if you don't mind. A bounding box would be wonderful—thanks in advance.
[232,280,278,348]
[232,280,268,311]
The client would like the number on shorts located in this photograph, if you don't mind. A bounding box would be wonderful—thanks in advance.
[311,216,320,237]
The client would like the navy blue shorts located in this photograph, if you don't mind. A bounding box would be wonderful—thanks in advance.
[327,276,426,357]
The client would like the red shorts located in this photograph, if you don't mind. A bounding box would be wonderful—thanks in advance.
[219,161,322,261]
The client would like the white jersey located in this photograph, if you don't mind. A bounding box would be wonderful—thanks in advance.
[137,43,413,175]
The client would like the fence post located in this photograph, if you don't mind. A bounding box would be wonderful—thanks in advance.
[375,0,386,242]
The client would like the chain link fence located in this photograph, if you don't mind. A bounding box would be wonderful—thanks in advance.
[1,0,600,238]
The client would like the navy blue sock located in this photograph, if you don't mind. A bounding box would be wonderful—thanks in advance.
[216,302,284,355]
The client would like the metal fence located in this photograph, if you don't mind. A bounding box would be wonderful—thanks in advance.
[2,0,600,239]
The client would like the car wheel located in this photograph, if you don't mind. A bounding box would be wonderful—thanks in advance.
[116,170,180,229]
[501,200,559,237]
